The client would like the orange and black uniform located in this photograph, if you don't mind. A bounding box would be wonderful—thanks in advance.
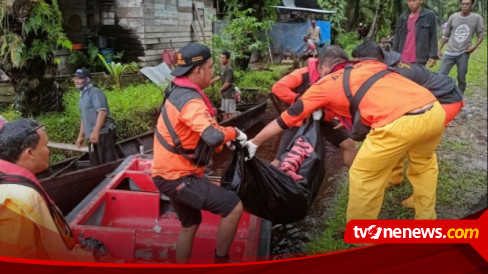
[272,65,350,160]
[152,80,239,227]
[278,60,445,221]
[272,67,311,105]
[386,59,464,185]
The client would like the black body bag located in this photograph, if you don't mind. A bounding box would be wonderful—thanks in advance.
[279,117,325,203]
[221,144,309,224]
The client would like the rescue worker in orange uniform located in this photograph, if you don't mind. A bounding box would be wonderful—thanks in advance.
[352,41,464,208]
[151,43,247,263]
[0,119,94,261]
[271,58,356,167]
[244,45,446,221]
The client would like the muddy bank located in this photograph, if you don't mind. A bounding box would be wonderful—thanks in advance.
[436,86,488,218]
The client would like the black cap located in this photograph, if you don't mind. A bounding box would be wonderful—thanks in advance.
[381,49,401,66]
[73,68,91,78]
[171,43,212,77]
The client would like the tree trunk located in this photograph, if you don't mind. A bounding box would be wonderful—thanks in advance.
[234,55,251,71]
[346,0,360,31]
[9,67,64,116]
[367,0,381,39]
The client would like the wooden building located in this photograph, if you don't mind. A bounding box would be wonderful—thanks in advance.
[59,0,215,67]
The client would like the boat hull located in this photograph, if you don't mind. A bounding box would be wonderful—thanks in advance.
[68,156,270,263]
[39,101,268,215]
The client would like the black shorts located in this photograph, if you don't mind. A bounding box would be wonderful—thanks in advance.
[153,175,240,227]
[275,119,351,160]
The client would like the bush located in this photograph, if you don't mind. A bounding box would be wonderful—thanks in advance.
[204,64,292,105]
[211,9,272,70]
[336,32,362,54]
[33,83,164,162]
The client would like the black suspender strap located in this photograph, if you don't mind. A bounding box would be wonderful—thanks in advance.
[0,172,53,207]
[155,105,196,157]
[154,83,197,162]
[343,65,355,114]
[343,66,393,119]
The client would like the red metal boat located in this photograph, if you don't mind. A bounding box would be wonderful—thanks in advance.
[67,155,271,263]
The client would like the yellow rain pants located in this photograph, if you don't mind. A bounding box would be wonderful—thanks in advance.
[347,102,446,221]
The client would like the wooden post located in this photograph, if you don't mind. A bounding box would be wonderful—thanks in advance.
[48,142,89,152]
[0,83,14,103]
[265,29,274,64]
[193,3,206,42]
[191,23,201,43]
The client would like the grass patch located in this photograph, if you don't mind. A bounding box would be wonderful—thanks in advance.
[429,39,487,96]
[305,182,351,251]
[38,82,164,144]
[14,82,164,163]
[436,159,487,206]
[204,64,292,105]
[3,64,292,163]
[439,139,469,152]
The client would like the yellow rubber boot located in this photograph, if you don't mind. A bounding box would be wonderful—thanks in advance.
[401,195,414,208]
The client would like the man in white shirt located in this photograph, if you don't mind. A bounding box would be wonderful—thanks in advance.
[307,20,322,47]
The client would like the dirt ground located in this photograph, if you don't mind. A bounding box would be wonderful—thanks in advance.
[435,86,488,218]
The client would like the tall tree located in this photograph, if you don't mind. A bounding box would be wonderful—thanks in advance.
[221,0,281,20]
[0,0,71,115]
[317,0,348,42]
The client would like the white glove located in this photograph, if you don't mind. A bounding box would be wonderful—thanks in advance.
[226,141,236,150]
[243,140,258,161]
[312,110,323,120]
[234,127,247,146]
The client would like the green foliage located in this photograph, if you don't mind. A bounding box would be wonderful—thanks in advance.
[211,9,272,70]
[68,51,89,71]
[317,0,348,34]
[221,0,281,21]
[97,54,139,90]
[0,105,22,121]
[204,64,291,105]
[35,83,164,162]
[68,43,107,73]
[0,33,25,68]
[336,32,362,54]
[0,0,71,115]
[0,0,71,69]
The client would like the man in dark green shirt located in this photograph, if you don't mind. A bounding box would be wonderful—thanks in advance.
[211,51,236,121]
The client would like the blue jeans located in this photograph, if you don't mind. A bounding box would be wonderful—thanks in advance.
[438,53,470,93]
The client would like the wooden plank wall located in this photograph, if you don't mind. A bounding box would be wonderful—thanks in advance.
[115,0,215,67]
[0,83,14,103]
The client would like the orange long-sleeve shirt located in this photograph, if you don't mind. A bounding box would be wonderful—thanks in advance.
[278,60,437,129]
[152,86,237,180]
[272,67,309,105]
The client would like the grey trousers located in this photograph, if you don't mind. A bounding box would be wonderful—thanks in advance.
[438,53,470,93]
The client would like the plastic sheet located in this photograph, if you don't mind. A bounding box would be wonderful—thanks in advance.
[268,21,331,55]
